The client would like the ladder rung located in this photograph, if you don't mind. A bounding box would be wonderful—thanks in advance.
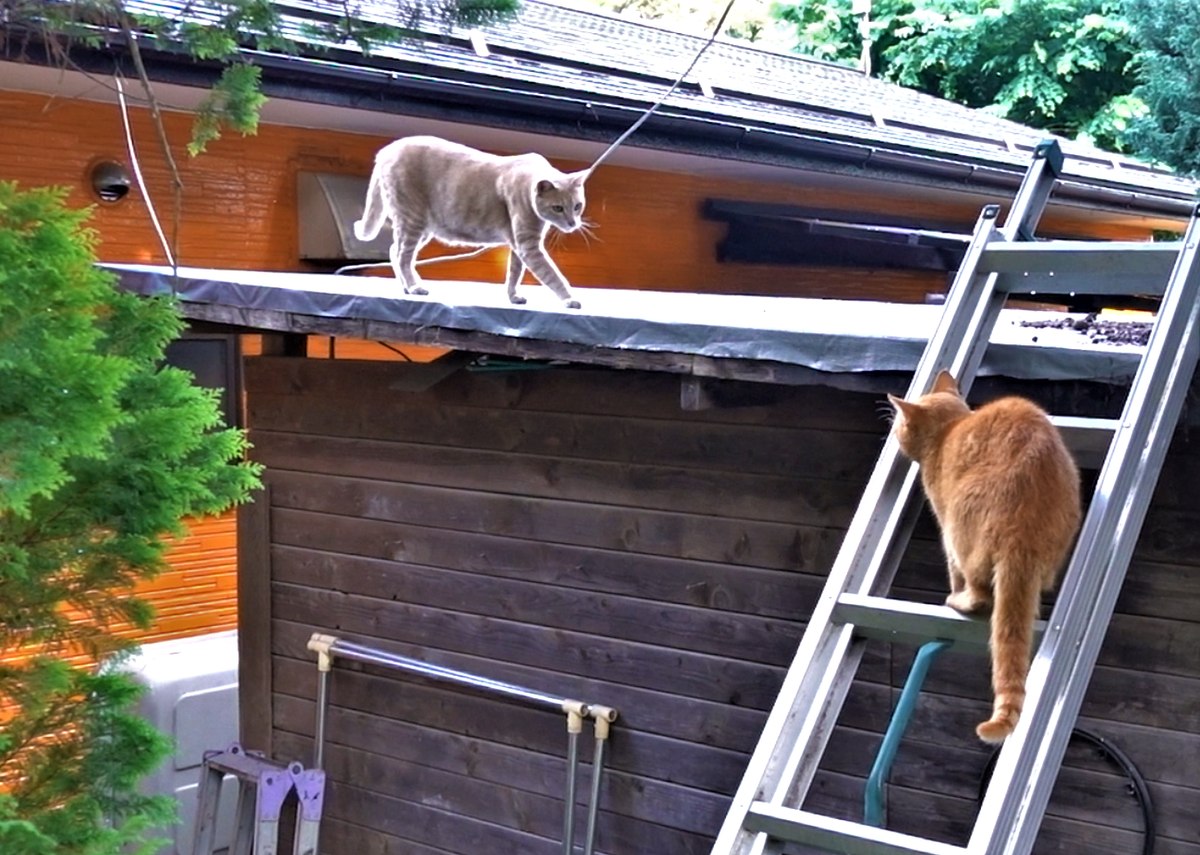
[744,801,967,855]
[202,748,291,782]
[834,594,989,651]
[979,241,1178,296]
[1049,415,1118,469]
[833,593,1046,653]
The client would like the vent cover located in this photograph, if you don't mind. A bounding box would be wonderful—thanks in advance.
[296,171,392,261]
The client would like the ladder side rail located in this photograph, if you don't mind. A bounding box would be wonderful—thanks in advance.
[776,490,933,817]
[709,144,1061,855]
[921,138,1060,396]
[1007,296,1200,855]
[772,146,1064,815]
[951,141,1062,393]
[972,206,1200,855]
[708,204,1009,855]
[997,142,1062,245]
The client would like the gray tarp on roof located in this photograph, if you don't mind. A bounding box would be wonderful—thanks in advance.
[110,264,1143,384]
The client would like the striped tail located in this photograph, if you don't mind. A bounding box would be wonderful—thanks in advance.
[976,565,1039,744]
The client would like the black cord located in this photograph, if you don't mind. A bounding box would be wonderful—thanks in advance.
[977,726,1155,855]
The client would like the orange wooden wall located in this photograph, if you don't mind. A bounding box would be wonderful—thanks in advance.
[0,84,1159,645]
[1,88,1152,308]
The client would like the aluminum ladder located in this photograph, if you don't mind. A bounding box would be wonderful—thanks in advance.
[191,742,327,855]
[709,139,1200,855]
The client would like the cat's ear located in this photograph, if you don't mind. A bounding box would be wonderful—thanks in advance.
[536,179,555,195]
[887,393,914,417]
[567,170,589,187]
[933,370,959,395]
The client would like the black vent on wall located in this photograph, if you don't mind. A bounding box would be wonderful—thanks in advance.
[703,199,971,272]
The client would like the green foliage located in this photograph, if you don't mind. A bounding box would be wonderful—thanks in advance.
[0,181,262,851]
[452,0,521,27]
[0,661,177,855]
[593,0,790,46]
[4,0,520,153]
[770,0,1143,152]
[770,0,914,65]
[190,63,269,156]
[1123,0,1200,176]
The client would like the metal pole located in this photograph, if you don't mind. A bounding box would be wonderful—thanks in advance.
[313,667,330,771]
[329,637,571,714]
[582,706,617,855]
[563,709,583,855]
[306,631,618,855]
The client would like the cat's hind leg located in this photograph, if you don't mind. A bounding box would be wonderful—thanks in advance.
[505,250,527,305]
[390,224,428,296]
[946,580,992,616]
[944,547,993,615]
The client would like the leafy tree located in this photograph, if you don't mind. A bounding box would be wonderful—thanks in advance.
[1123,0,1200,176]
[771,0,913,65]
[0,181,262,853]
[770,0,1144,151]
[593,0,791,46]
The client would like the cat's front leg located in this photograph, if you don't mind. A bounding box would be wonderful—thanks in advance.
[390,224,428,296]
[504,250,527,305]
[515,231,581,309]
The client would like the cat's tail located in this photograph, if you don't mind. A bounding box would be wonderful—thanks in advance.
[354,170,386,241]
[977,561,1040,744]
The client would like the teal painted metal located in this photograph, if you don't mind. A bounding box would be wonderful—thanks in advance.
[864,639,954,827]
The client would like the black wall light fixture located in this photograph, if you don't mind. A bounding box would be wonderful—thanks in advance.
[87,159,133,203]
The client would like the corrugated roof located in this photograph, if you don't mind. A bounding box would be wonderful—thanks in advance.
[114,0,1199,205]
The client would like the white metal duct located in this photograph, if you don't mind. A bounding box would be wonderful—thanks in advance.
[296,171,392,261]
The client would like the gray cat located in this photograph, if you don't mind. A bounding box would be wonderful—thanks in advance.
[354,135,587,309]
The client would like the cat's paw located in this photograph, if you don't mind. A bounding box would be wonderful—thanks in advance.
[945,590,990,615]
[509,295,528,305]
[564,299,582,310]
[406,286,428,296]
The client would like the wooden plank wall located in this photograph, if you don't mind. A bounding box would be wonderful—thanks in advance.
[141,512,239,641]
[242,355,1200,855]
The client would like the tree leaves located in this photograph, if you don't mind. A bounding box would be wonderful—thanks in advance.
[1124,0,1200,176]
[0,183,261,850]
[770,0,1143,153]
[8,0,521,154]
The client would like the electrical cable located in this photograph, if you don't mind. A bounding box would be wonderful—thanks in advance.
[584,0,738,177]
[115,73,176,270]
[977,726,1155,855]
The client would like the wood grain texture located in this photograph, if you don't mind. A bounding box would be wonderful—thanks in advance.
[4,88,1152,305]
[243,357,1200,855]
[237,487,273,755]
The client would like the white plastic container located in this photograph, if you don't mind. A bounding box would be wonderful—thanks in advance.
[122,630,240,855]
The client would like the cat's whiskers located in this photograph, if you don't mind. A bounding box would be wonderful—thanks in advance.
[578,220,601,247]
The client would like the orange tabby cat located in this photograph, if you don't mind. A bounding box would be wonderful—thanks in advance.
[888,371,1081,743]
[354,136,586,309]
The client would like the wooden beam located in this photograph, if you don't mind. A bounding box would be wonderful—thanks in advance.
[175,300,857,388]
[237,485,274,757]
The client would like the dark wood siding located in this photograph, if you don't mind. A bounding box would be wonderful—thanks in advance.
[242,356,1200,855]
